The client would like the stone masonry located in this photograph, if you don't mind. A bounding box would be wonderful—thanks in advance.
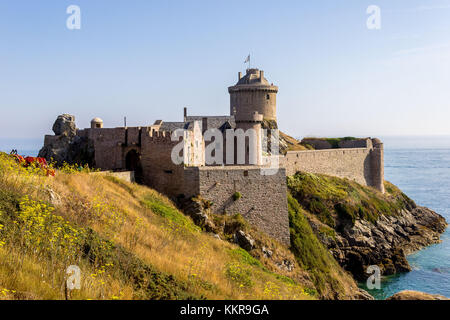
[183,166,290,245]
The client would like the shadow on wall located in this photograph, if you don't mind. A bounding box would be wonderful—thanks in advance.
[125,149,143,184]
[217,194,235,214]
[363,155,373,187]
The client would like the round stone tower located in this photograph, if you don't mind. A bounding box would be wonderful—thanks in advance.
[228,68,278,122]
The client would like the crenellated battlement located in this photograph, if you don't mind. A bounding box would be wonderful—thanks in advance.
[147,129,172,139]
[143,129,189,144]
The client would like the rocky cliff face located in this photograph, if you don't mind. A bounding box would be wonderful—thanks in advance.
[38,114,94,166]
[288,172,448,282]
[314,204,446,281]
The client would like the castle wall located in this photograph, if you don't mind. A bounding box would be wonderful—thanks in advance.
[281,145,384,192]
[140,130,186,197]
[90,170,135,183]
[76,125,204,199]
[184,166,290,245]
[88,128,127,170]
[126,127,141,146]
[370,144,385,193]
[339,139,372,149]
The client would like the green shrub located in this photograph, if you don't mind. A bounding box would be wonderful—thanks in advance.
[232,192,242,201]
[223,213,249,235]
[308,198,335,228]
[334,203,356,226]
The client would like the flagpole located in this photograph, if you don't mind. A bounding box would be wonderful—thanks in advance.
[244,54,251,70]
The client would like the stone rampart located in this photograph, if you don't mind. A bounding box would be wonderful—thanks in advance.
[184,166,290,245]
[281,142,384,192]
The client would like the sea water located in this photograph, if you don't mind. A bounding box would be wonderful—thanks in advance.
[362,148,450,299]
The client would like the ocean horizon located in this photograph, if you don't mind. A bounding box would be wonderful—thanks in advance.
[2,135,450,156]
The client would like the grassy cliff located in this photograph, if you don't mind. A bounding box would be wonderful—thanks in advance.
[0,152,381,300]
[0,153,319,300]
[287,194,362,299]
[287,171,415,230]
[287,171,447,282]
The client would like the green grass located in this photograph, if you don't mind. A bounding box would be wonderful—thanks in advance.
[229,248,264,268]
[140,194,200,232]
[318,225,336,240]
[287,172,416,228]
[288,194,344,295]
[324,137,357,149]
[286,172,419,296]
[303,137,358,149]
[225,262,253,288]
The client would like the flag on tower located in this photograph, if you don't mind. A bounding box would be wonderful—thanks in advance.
[244,54,250,63]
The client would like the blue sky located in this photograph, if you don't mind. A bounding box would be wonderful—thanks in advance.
[1,0,450,150]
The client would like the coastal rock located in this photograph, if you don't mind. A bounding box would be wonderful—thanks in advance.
[179,198,216,232]
[188,211,215,232]
[38,114,94,166]
[387,290,449,300]
[235,230,255,251]
[262,246,273,258]
[52,114,77,136]
[275,259,295,272]
[313,205,447,281]
[353,288,375,300]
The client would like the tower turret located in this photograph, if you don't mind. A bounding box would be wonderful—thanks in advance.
[91,117,104,129]
[228,68,278,122]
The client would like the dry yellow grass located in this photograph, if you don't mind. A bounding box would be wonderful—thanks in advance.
[49,173,313,299]
[0,153,314,300]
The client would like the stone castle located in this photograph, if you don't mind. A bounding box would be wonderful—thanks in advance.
[39,68,384,245]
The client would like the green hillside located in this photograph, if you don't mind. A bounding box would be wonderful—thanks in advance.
[0,153,371,300]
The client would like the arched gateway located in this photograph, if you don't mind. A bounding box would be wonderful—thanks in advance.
[125,149,143,183]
